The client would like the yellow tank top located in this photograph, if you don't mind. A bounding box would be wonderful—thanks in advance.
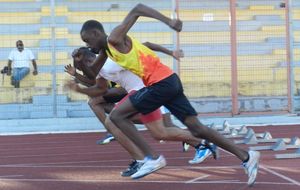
[106,36,173,86]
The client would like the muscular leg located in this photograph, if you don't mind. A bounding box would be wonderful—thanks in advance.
[88,99,114,124]
[88,99,115,144]
[162,113,201,146]
[184,116,248,161]
[105,117,144,160]
[145,118,202,147]
[162,113,174,128]
[88,99,145,160]
[109,98,158,158]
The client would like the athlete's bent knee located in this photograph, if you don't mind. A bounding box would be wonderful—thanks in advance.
[109,110,124,124]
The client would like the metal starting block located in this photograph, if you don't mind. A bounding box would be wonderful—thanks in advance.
[234,132,290,145]
[249,137,300,151]
[275,148,300,159]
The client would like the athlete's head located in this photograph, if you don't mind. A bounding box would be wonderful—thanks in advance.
[80,20,107,54]
[72,47,95,69]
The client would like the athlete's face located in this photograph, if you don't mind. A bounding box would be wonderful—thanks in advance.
[81,29,106,54]
[72,50,95,72]
[77,54,96,78]
[72,49,84,70]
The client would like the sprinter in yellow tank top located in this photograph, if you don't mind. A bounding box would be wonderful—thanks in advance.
[80,4,260,186]
[106,36,173,86]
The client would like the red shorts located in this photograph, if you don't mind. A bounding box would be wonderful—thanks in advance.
[115,90,162,123]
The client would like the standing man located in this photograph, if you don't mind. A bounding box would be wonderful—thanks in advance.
[7,40,38,88]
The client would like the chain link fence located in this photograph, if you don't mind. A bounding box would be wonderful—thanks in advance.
[0,0,298,119]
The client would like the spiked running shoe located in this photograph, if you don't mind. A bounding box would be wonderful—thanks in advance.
[121,160,144,177]
[182,142,190,152]
[131,155,166,179]
[242,150,260,187]
[188,142,218,164]
[96,133,115,145]
[204,142,219,160]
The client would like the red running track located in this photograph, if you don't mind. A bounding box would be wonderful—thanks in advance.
[0,125,299,190]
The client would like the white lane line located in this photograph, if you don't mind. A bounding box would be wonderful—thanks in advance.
[0,175,23,178]
[185,174,210,183]
[0,178,295,185]
[261,165,300,186]
[0,148,184,159]
[0,163,241,170]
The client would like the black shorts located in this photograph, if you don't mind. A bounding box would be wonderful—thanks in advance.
[129,73,197,122]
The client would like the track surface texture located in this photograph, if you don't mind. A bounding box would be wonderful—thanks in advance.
[0,125,299,190]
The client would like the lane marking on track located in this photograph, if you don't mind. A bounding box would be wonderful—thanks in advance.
[261,165,300,186]
[0,162,241,169]
[0,175,23,178]
[185,174,210,183]
[0,147,191,159]
[0,178,295,185]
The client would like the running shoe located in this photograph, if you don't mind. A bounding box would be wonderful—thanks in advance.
[242,150,260,187]
[189,146,211,164]
[182,142,190,152]
[131,155,166,179]
[188,142,218,164]
[121,160,144,177]
[205,142,219,160]
[96,133,115,145]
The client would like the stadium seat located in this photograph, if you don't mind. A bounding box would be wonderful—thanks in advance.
[0,0,298,112]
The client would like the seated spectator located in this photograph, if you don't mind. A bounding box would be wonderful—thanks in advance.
[7,40,38,88]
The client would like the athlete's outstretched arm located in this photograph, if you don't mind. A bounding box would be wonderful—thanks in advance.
[65,77,108,97]
[109,3,182,46]
[143,42,184,60]
[64,64,95,86]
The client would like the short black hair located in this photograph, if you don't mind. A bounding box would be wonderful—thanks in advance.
[77,47,96,59]
[80,20,105,34]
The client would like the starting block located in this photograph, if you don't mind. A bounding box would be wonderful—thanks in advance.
[211,121,244,135]
[275,148,300,159]
[212,120,300,159]
[234,132,290,145]
[249,138,286,151]
[210,122,231,134]
[249,137,300,151]
[224,128,272,139]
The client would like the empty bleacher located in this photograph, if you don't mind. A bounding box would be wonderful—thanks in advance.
[0,0,299,117]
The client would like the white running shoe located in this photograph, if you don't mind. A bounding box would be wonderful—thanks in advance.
[242,150,260,187]
[96,133,115,145]
[131,155,166,179]
[182,142,190,152]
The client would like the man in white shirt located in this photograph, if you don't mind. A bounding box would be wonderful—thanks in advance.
[7,40,38,88]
